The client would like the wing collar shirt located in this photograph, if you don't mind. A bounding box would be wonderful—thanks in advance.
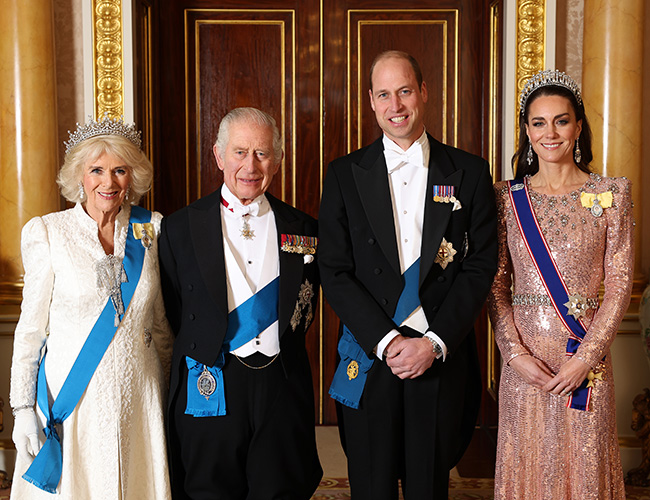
[375,130,448,360]
[220,184,280,357]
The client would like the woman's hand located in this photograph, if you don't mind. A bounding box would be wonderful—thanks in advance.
[509,354,555,388]
[12,408,41,462]
[542,357,591,396]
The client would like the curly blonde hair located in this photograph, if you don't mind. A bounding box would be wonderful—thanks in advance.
[57,135,153,204]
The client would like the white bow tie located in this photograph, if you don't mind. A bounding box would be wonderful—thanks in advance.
[384,146,424,172]
[221,197,261,217]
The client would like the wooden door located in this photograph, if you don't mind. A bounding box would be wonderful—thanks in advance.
[140,0,501,435]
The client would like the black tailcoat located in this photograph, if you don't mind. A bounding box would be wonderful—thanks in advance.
[159,187,321,499]
[318,134,497,498]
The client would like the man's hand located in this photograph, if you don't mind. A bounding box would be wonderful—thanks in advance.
[385,336,435,379]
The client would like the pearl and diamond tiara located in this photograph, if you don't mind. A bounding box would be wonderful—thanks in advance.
[519,69,582,115]
[64,114,142,154]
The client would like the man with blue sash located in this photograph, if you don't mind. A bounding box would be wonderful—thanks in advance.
[159,107,322,500]
[319,51,498,499]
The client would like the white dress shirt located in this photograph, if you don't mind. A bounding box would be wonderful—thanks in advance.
[220,185,280,357]
[375,130,448,360]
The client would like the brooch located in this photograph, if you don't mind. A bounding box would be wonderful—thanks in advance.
[580,191,612,217]
[281,234,317,255]
[434,238,457,270]
[132,222,154,249]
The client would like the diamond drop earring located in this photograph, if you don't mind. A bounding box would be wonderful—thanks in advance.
[526,142,534,166]
[78,181,85,201]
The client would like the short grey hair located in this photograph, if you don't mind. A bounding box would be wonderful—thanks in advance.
[214,107,283,162]
[57,134,153,204]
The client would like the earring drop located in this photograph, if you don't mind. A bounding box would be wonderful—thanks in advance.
[526,142,534,166]
[78,181,85,201]
[574,139,582,164]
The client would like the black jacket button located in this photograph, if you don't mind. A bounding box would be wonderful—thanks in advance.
[437,276,446,283]
[368,238,375,245]
[374,268,382,275]
[381,298,388,305]
[190,342,196,350]
[189,313,195,320]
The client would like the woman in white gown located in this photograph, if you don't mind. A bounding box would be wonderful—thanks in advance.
[9,116,173,499]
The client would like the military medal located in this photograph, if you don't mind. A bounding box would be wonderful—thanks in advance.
[434,237,456,269]
[433,185,456,205]
[590,197,603,217]
[197,366,217,400]
[240,214,255,240]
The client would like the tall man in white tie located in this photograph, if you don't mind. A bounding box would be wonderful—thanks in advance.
[319,51,498,499]
[159,107,322,500]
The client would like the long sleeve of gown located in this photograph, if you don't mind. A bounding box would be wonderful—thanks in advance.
[10,217,53,409]
[575,178,634,368]
[488,183,530,364]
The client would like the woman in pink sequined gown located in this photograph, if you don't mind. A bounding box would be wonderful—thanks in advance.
[488,70,632,499]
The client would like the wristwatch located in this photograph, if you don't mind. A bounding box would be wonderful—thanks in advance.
[424,335,443,357]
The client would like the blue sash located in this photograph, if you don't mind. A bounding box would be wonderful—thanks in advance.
[185,277,279,417]
[23,206,151,493]
[329,258,421,409]
[509,179,594,411]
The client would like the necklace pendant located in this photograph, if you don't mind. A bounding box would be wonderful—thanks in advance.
[240,216,255,239]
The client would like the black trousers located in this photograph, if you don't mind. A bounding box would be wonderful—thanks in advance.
[169,353,322,500]
[338,358,450,500]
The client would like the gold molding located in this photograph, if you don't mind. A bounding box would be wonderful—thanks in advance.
[514,0,545,145]
[487,0,501,399]
[93,0,125,119]
[185,10,295,204]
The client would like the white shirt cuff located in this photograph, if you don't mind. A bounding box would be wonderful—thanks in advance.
[424,332,448,361]
[375,329,400,360]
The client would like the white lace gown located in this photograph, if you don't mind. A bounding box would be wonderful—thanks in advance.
[10,203,173,500]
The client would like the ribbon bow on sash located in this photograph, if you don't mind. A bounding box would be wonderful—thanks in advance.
[329,258,421,409]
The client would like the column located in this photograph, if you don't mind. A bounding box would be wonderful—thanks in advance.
[582,0,644,278]
[0,0,60,304]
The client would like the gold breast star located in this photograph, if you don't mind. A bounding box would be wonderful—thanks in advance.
[434,238,457,270]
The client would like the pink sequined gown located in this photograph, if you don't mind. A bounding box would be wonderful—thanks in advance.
[488,174,633,499]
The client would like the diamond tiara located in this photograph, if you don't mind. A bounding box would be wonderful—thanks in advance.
[519,69,582,114]
[64,114,142,154]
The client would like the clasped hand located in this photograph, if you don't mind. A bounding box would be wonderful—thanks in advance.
[509,354,591,396]
[384,335,435,379]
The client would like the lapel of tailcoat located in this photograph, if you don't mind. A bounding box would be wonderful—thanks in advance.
[352,138,401,276]
[267,194,304,337]
[188,188,229,324]
[419,135,464,286]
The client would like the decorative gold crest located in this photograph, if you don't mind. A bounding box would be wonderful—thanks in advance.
[564,293,589,320]
[347,360,359,380]
[132,222,154,249]
[434,238,457,270]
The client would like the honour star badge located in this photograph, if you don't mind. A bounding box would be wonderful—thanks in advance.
[564,293,588,320]
[347,360,359,380]
[434,238,456,270]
